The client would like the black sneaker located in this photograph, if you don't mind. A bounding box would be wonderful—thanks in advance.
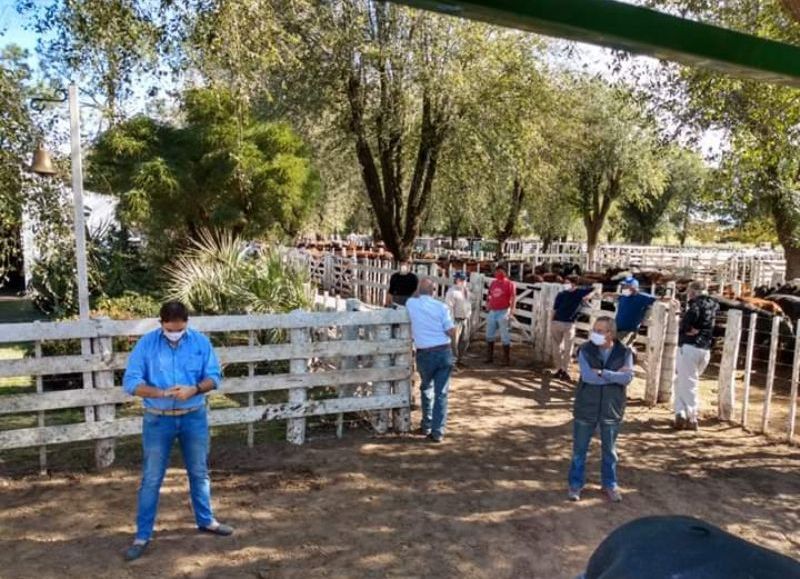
[427,433,444,443]
[124,541,149,562]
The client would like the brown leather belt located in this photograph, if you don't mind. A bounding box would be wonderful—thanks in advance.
[145,406,203,417]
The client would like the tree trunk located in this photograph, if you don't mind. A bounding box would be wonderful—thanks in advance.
[586,223,600,272]
[494,178,525,263]
[769,185,800,280]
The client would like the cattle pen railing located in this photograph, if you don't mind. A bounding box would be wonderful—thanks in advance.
[0,304,413,471]
[301,253,799,445]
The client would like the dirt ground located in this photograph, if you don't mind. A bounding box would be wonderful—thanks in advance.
[1,352,799,579]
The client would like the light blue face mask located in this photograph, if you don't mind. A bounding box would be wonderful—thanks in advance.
[590,331,607,346]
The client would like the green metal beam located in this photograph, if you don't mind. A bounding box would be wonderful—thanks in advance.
[388,0,800,87]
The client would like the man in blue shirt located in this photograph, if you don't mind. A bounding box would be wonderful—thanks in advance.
[122,301,232,561]
[612,277,658,346]
[405,278,455,443]
[551,276,594,381]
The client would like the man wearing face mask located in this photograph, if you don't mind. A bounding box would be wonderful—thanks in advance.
[485,264,516,365]
[674,281,719,431]
[568,316,634,503]
[122,301,232,561]
[612,277,658,346]
[386,258,419,307]
[550,275,595,381]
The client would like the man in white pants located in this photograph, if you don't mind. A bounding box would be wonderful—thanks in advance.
[675,281,719,431]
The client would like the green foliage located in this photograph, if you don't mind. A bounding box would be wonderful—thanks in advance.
[565,82,664,257]
[88,87,320,257]
[94,292,161,320]
[0,45,35,287]
[164,229,312,315]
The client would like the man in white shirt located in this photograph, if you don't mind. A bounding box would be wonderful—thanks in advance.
[445,272,472,367]
[405,278,455,443]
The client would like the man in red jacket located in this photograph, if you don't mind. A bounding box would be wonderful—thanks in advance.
[485,265,516,365]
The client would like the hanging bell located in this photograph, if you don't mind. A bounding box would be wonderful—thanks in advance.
[30,143,57,176]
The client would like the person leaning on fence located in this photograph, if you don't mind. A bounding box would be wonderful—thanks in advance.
[121,301,233,562]
[386,258,418,307]
[674,281,719,432]
[550,276,594,382]
[405,278,456,443]
[604,277,658,346]
[567,316,634,504]
[445,271,472,367]
[485,264,516,366]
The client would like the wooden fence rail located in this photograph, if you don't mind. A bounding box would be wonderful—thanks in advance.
[0,304,413,469]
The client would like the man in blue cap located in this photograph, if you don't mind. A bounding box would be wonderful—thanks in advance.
[613,277,657,346]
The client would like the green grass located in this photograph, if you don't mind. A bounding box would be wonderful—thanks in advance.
[0,344,33,391]
[0,297,48,324]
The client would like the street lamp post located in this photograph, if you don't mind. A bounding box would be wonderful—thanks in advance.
[30,83,90,321]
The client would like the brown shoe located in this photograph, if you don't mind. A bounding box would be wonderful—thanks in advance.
[688,420,699,431]
[502,345,511,366]
[485,342,495,363]
[674,415,686,430]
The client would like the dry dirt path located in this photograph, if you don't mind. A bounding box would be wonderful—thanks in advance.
[1,358,798,578]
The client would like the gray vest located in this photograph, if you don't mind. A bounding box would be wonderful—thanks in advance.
[573,341,631,424]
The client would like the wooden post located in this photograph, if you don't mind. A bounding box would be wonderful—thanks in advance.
[371,324,393,434]
[92,324,115,469]
[541,283,560,366]
[393,322,412,433]
[287,323,310,444]
[645,302,669,406]
[247,330,256,447]
[336,300,361,438]
[740,313,757,429]
[786,322,800,442]
[760,315,782,433]
[34,324,46,474]
[718,309,742,422]
[658,299,680,404]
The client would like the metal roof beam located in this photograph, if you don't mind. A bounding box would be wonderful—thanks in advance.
[388,0,800,87]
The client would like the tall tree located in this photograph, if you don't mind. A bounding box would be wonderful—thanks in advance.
[88,87,320,260]
[567,83,664,266]
[646,0,800,276]
[0,45,35,288]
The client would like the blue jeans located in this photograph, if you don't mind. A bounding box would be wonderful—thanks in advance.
[416,348,453,437]
[568,419,620,490]
[135,407,214,541]
[486,309,511,345]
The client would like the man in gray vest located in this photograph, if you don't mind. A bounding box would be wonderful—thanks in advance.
[567,316,634,503]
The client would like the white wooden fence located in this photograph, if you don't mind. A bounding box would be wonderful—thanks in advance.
[0,304,413,469]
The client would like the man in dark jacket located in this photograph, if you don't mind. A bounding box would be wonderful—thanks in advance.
[567,316,634,503]
[674,281,719,431]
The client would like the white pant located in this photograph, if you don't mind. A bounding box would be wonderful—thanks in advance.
[675,344,711,422]
[550,321,575,371]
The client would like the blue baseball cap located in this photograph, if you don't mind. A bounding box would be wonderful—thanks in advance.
[454,271,467,281]
[622,277,640,289]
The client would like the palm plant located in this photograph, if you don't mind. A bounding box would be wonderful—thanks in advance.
[164,229,312,315]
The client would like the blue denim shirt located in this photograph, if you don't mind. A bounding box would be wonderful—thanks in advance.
[123,328,222,410]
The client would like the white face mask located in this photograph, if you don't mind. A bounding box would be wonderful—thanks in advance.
[399,264,410,274]
[163,329,186,343]
[621,289,633,297]
[564,283,574,291]
[590,331,607,346]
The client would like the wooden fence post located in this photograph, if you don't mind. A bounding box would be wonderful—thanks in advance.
[645,302,669,406]
[658,299,680,404]
[371,324,393,434]
[760,315,782,433]
[787,322,800,442]
[336,299,361,438]
[740,313,758,429]
[247,330,256,447]
[287,323,310,445]
[33,323,46,474]
[92,322,115,469]
[718,309,743,422]
[393,322,412,433]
